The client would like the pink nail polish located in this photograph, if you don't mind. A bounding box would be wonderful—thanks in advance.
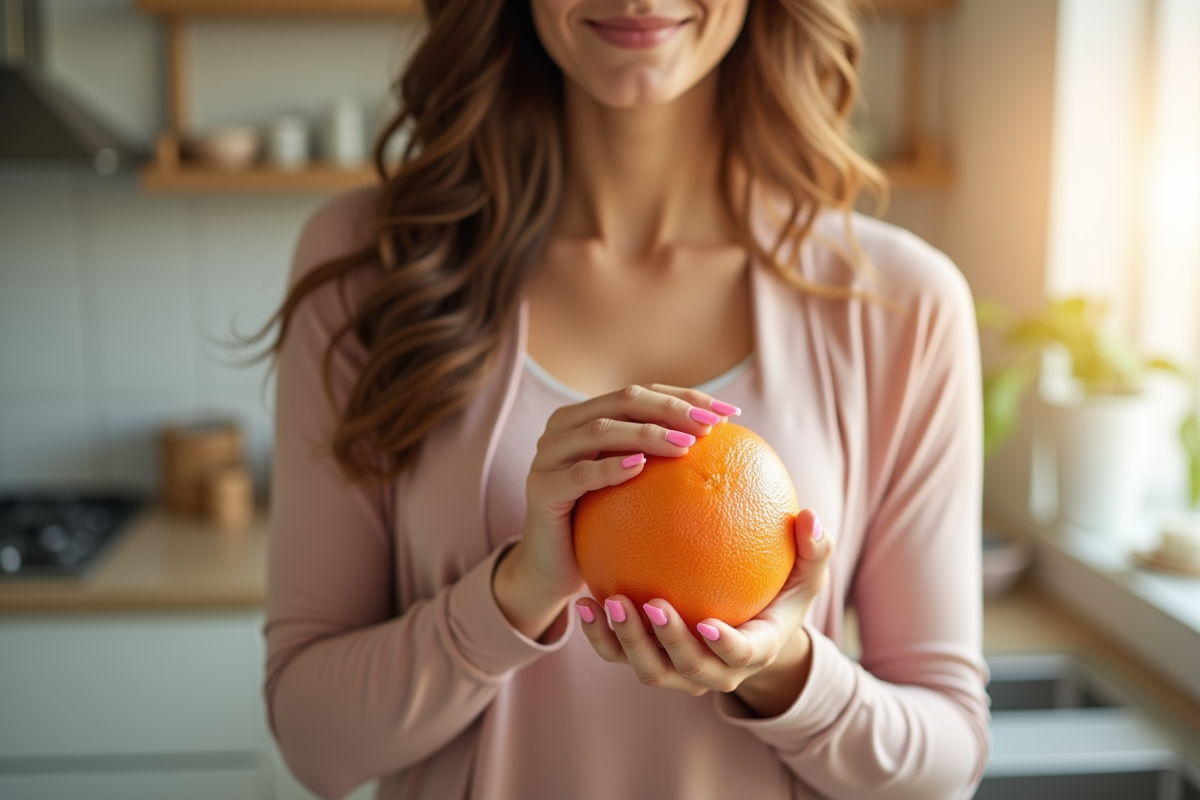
[666,430,696,447]
[812,514,824,542]
[576,604,595,623]
[621,453,646,469]
[697,623,720,642]
[604,599,626,623]
[688,407,721,426]
[643,603,669,626]
[711,400,741,417]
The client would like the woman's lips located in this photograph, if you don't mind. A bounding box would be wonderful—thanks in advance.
[584,16,688,49]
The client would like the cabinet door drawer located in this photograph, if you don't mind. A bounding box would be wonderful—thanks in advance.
[0,768,260,800]
[0,612,264,758]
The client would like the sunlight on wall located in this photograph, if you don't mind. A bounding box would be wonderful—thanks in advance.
[1039,0,1200,510]
[1140,0,1200,364]
[1043,0,1149,333]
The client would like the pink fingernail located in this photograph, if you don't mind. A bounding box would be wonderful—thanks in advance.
[576,604,595,623]
[697,623,720,642]
[688,407,721,426]
[812,514,824,542]
[621,453,646,469]
[711,400,741,417]
[604,599,626,623]
[643,603,669,626]
[666,430,696,447]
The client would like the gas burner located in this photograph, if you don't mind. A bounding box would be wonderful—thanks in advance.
[0,493,144,579]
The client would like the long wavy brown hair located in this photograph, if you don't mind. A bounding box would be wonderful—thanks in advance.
[263,0,885,483]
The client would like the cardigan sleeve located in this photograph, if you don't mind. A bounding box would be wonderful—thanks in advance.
[263,190,571,800]
[714,247,991,799]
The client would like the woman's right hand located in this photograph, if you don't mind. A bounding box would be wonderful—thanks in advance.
[492,383,741,639]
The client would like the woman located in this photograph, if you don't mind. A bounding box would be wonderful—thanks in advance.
[263,0,991,798]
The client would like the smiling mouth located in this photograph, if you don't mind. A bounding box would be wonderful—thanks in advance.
[584,16,691,49]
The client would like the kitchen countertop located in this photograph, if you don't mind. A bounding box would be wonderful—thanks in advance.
[0,508,267,613]
[1,508,1197,736]
[985,580,1200,735]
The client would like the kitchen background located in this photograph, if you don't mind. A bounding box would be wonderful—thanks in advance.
[0,2,425,495]
[0,0,1061,510]
[3,0,1200,798]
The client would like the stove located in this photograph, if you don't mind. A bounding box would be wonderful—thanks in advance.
[0,493,144,579]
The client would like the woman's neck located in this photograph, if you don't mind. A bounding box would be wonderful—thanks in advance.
[556,70,730,258]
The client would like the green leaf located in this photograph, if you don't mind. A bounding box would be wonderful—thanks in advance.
[1181,412,1200,507]
[1092,330,1143,393]
[1006,318,1062,349]
[975,298,1014,329]
[983,361,1036,457]
[976,294,1200,509]
[1147,356,1198,389]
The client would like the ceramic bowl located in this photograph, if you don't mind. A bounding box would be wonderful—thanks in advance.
[982,521,1034,597]
[189,127,261,171]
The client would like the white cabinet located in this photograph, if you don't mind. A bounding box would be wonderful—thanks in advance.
[0,611,373,800]
[0,613,263,758]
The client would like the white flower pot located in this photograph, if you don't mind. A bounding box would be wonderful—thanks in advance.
[1047,392,1155,542]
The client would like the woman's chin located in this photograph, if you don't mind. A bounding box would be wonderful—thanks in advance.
[574,69,690,109]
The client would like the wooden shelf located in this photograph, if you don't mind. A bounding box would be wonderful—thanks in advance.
[137,1,413,194]
[137,0,420,15]
[141,164,378,193]
[858,0,957,191]
[137,0,956,194]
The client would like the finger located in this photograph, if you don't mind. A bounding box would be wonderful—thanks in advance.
[683,511,834,673]
[575,598,628,664]
[543,384,722,438]
[644,384,742,422]
[794,509,836,580]
[537,417,696,470]
[605,596,699,693]
[529,452,649,511]
[696,616,788,673]
[751,510,835,616]
[645,600,741,693]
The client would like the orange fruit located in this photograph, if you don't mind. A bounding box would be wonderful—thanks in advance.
[573,422,798,634]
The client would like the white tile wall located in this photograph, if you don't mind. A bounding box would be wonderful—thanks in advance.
[0,400,95,486]
[0,282,88,400]
[83,182,191,286]
[0,170,323,494]
[188,18,420,132]
[0,0,408,496]
[94,283,201,398]
[0,173,78,283]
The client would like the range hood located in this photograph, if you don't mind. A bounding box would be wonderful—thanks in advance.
[0,0,134,173]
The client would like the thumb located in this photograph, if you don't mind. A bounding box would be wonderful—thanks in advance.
[792,509,835,584]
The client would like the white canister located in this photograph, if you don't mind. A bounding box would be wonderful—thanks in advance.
[322,97,367,169]
[267,115,309,171]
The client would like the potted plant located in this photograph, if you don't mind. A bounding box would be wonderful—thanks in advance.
[978,296,1200,540]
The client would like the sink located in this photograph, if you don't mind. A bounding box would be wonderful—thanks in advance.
[976,764,1200,800]
[980,654,1200,799]
[987,653,1128,711]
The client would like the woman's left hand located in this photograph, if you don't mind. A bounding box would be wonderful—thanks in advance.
[575,509,835,717]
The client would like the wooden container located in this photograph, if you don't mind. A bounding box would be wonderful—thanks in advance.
[206,466,254,532]
[160,420,242,516]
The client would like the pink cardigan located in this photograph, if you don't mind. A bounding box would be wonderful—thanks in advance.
[265,188,991,799]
